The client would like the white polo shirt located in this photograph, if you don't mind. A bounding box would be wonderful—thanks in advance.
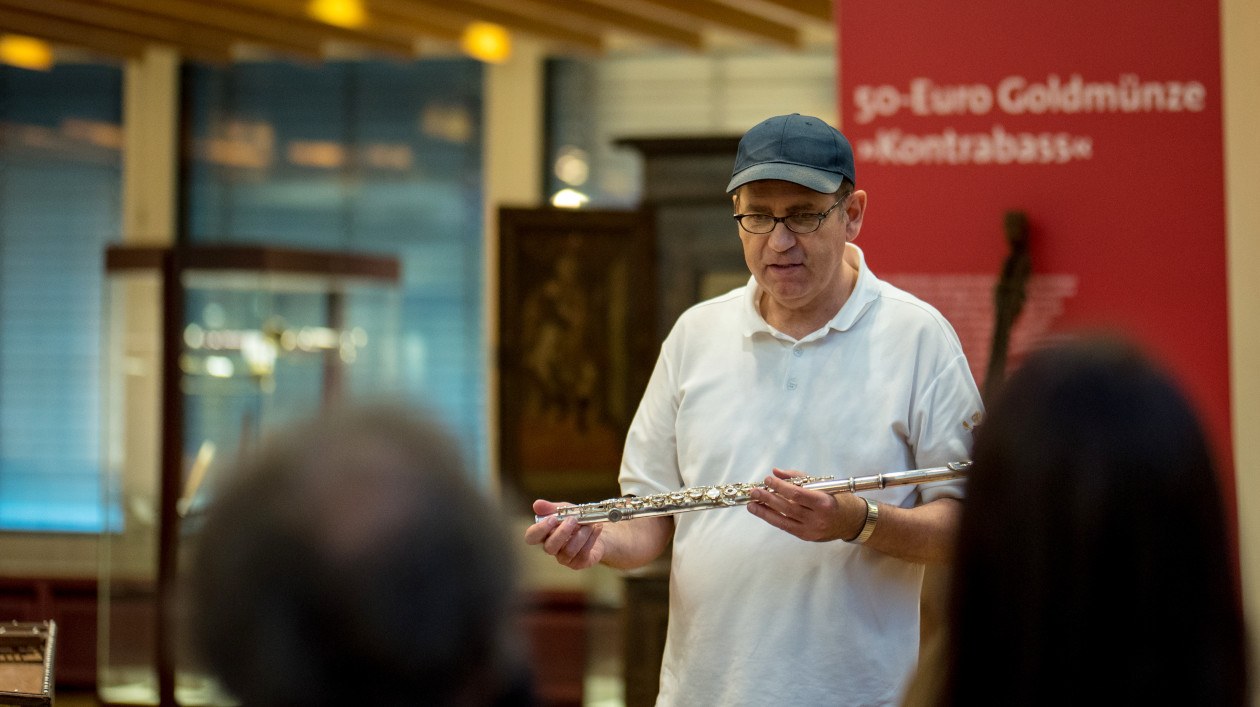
[620,244,982,707]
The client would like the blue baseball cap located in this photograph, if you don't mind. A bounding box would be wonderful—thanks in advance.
[726,113,855,194]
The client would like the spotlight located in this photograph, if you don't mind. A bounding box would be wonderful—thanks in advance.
[461,22,511,64]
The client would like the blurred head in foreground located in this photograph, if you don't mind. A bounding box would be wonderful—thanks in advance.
[187,406,530,707]
[937,336,1247,706]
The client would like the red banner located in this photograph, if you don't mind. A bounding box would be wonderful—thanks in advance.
[838,0,1231,500]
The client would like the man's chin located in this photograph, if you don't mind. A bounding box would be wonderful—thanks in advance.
[761,269,809,291]
[761,287,813,309]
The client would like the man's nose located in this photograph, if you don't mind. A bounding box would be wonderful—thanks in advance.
[767,222,797,251]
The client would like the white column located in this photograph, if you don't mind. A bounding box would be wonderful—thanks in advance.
[112,45,180,579]
[482,38,545,491]
[123,45,180,245]
[1222,0,1260,702]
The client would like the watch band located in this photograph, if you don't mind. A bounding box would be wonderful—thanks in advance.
[850,497,879,544]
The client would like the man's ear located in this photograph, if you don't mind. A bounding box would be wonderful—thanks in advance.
[845,190,868,242]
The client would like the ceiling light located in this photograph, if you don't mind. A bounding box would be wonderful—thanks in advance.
[0,35,53,71]
[461,22,511,64]
[308,0,367,29]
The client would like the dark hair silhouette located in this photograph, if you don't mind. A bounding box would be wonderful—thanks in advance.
[185,406,532,707]
[937,336,1247,706]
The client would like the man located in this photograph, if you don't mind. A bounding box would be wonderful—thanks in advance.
[526,114,982,706]
[188,406,535,707]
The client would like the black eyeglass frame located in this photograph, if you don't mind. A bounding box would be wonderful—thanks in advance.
[732,196,849,235]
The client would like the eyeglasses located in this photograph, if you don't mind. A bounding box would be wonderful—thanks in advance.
[732,198,846,235]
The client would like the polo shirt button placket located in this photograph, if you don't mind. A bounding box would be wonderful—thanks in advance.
[786,344,802,390]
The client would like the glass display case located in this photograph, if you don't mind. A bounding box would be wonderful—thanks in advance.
[98,245,400,706]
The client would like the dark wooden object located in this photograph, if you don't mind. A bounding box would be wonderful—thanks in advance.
[983,211,1031,403]
[497,208,656,505]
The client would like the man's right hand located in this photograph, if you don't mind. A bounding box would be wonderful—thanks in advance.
[525,499,606,570]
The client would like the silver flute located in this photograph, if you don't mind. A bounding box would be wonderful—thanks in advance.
[536,460,971,524]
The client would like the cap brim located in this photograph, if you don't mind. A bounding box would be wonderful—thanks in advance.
[726,162,848,194]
